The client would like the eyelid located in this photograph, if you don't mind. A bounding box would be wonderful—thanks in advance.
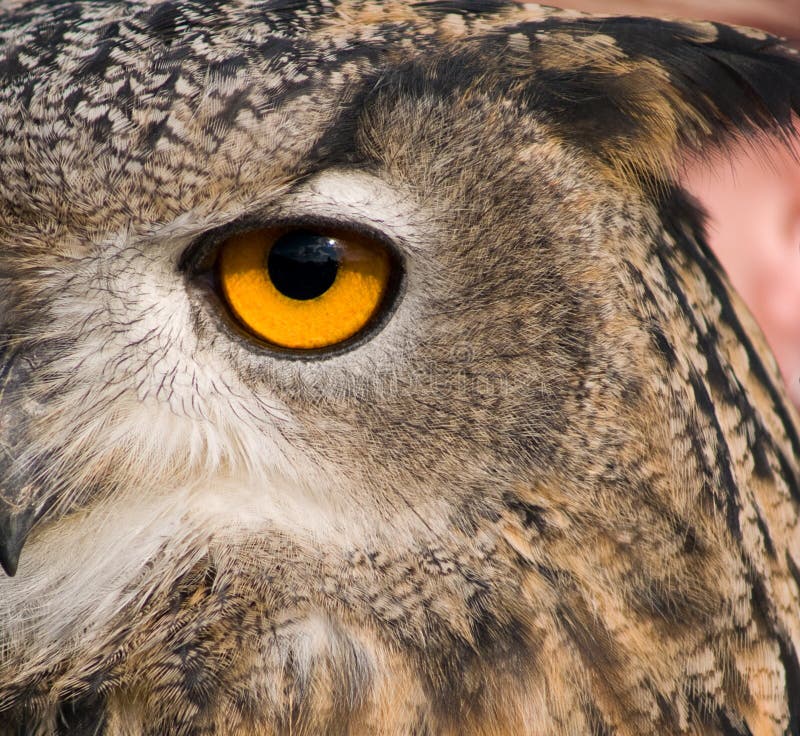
[180,167,422,273]
[179,214,405,277]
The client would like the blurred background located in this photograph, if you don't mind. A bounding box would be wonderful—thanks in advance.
[565,0,800,409]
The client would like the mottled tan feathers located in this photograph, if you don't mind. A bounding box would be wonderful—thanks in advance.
[0,1,798,735]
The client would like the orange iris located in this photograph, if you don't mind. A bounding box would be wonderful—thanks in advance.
[218,228,392,350]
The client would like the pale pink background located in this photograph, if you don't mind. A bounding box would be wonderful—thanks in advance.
[565,0,800,408]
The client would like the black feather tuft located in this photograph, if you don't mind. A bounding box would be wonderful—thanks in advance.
[501,15,800,184]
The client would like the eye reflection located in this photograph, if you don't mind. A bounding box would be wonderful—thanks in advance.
[267,231,340,301]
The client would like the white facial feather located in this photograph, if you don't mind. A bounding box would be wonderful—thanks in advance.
[280,170,423,250]
[0,170,438,676]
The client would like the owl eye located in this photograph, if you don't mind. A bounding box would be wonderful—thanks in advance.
[217,227,394,350]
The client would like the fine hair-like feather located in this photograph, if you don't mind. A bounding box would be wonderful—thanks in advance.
[0,2,798,734]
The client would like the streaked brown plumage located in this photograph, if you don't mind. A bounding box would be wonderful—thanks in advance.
[0,1,799,734]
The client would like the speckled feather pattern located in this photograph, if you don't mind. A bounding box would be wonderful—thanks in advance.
[0,1,799,734]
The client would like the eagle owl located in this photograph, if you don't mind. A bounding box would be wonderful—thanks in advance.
[0,0,799,734]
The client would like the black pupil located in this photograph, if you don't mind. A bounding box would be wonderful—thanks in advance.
[267,231,340,300]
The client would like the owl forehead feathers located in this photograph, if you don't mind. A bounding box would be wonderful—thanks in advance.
[0,0,798,240]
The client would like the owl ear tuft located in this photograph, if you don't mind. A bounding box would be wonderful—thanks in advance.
[520,16,800,186]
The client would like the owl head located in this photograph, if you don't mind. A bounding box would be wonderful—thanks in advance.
[0,2,799,733]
